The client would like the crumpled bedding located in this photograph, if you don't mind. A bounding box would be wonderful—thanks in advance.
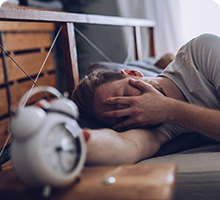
[88,58,162,77]
[138,144,220,200]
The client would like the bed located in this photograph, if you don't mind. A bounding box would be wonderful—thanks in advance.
[0,5,220,200]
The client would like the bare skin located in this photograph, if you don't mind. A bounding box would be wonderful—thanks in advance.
[93,68,186,129]
[94,69,186,126]
[84,128,169,166]
[102,78,220,142]
[35,98,169,166]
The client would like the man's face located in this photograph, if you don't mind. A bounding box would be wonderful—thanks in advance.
[94,76,142,125]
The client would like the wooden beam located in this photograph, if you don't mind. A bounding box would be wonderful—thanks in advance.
[60,22,78,96]
[133,26,142,60]
[149,27,156,57]
[0,6,156,28]
[0,21,54,32]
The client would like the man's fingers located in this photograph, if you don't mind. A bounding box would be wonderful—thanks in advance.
[103,96,132,105]
[102,108,131,118]
[129,78,153,93]
[82,129,91,142]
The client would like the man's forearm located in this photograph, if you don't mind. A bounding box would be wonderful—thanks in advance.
[85,128,167,166]
[85,129,139,166]
[167,98,220,141]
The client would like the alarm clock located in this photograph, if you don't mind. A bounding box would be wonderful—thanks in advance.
[10,86,86,189]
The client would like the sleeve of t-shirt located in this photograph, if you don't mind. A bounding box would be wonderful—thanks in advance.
[156,123,193,140]
[193,34,220,90]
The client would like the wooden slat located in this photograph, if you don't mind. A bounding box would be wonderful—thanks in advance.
[0,6,156,27]
[26,73,57,104]
[10,74,57,105]
[2,32,52,52]
[0,74,56,116]
[0,21,54,32]
[133,26,142,61]
[61,22,78,95]
[0,51,55,85]
[0,74,57,145]
[0,63,4,85]
[0,87,8,116]
[0,118,10,148]
[149,27,155,57]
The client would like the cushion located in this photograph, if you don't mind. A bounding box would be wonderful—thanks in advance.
[88,58,163,77]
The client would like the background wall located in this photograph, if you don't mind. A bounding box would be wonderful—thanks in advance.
[115,0,183,60]
[77,0,180,79]
[179,0,220,44]
[77,0,127,79]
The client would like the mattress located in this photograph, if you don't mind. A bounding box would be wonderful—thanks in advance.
[138,144,220,200]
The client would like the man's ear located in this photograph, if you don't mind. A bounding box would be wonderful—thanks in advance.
[121,69,144,77]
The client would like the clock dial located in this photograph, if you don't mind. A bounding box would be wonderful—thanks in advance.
[42,122,81,175]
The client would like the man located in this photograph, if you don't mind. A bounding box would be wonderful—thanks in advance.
[72,34,220,165]
[101,34,220,142]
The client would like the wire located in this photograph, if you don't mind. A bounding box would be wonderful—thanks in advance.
[74,27,113,62]
[0,45,51,101]
[22,25,63,107]
[0,32,11,115]
[0,25,63,159]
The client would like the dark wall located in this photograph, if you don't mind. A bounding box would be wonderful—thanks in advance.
[76,0,127,79]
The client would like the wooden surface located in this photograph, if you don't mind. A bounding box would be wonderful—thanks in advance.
[0,21,56,147]
[133,26,142,60]
[0,5,156,27]
[0,5,156,151]
[0,21,54,32]
[0,6,156,93]
[0,163,177,200]
[0,5,156,98]
[61,22,79,95]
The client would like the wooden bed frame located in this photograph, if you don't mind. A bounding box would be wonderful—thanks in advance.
[0,5,156,93]
[0,6,178,200]
[0,5,155,148]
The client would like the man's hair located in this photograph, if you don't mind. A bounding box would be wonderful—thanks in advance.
[71,70,126,119]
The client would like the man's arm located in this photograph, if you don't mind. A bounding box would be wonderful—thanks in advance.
[83,128,169,166]
[166,96,220,141]
[103,79,220,142]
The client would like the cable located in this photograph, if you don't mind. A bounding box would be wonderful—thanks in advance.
[74,27,113,62]
[22,25,63,107]
[0,45,51,101]
[0,25,63,162]
[0,32,11,115]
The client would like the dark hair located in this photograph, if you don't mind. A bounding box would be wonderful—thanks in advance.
[71,70,126,119]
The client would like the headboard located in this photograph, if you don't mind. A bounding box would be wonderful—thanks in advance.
[0,5,155,149]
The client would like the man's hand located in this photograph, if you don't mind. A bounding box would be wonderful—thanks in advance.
[102,78,169,129]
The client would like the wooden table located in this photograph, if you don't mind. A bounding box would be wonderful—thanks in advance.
[0,162,177,200]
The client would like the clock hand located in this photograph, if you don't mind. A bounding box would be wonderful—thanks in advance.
[55,146,75,154]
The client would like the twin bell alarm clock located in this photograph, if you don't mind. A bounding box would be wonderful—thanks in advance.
[10,86,86,190]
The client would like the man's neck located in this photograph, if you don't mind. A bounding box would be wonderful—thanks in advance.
[142,76,187,101]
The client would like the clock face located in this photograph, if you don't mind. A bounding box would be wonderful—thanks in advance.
[41,122,81,175]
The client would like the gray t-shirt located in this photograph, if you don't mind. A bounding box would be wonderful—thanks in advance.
[156,34,220,139]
